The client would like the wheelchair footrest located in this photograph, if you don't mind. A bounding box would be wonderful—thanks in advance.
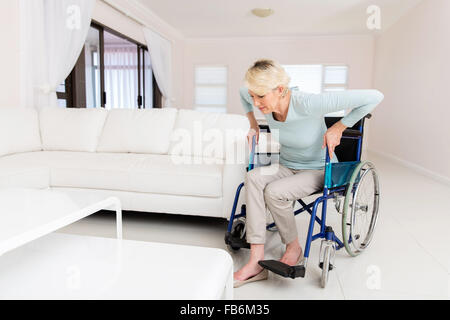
[258,260,306,279]
[224,232,250,249]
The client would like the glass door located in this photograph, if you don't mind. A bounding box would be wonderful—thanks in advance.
[143,49,153,109]
[103,30,139,109]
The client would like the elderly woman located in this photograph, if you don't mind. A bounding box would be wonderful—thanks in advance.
[234,59,384,287]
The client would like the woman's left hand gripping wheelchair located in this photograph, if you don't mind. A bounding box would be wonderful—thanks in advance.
[224,114,380,288]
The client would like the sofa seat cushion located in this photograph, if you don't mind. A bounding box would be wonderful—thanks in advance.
[128,154,223,198]
[0,152,49,189]
[0,152,223,198]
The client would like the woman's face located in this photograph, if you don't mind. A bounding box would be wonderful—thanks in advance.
[248,87,283,114]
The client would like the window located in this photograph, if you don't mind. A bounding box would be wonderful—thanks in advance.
[283,64,348,117]
[59,21,161,109]
[194,66,227,113]
[56,82,70,108]
[283,65,323,94]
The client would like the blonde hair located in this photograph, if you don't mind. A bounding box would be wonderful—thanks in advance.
[244,59,290,96]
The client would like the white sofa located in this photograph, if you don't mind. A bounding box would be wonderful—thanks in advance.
[0,107,250,219]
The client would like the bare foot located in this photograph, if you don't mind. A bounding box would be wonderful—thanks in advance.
[234,262,264,281]
[280,239,303,266]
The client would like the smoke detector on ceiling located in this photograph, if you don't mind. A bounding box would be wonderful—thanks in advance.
[251,8,274,18]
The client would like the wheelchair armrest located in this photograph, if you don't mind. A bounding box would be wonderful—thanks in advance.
[342,129,363,137]
[341,113,371,138]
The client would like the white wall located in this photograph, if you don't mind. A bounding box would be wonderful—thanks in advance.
[92,1,146,44]
[183,35,375,116]
[0,1,20,108]
[371,0,450,181]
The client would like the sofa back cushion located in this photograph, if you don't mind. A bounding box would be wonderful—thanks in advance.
[39,107,107,152]
[0,107,42,157]
[97,108,178,154]
[168,109,249,160]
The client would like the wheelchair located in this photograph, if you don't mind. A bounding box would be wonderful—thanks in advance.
[224,114,380,288]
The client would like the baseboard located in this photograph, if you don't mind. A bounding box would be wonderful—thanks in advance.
[368,149,450,187]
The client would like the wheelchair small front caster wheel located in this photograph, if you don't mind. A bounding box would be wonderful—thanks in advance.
[319,237,336,289]
[227,218,247,251]
[320,246,332,288]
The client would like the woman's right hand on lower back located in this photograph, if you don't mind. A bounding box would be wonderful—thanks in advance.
[247,127,260,151]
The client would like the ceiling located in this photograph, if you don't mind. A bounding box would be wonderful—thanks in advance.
[137,0,423,38]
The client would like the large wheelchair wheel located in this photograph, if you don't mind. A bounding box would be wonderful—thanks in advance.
[342,161,380,257]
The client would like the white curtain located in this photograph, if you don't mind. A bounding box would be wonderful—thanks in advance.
[104,45,138,109]
[142,28,173,107]
[20,0,95,109]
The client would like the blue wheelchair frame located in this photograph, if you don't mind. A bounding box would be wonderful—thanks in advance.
[226,120,366,272]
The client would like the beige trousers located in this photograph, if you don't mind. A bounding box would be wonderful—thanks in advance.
[244,163,324,245]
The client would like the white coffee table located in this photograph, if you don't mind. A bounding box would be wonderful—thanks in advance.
[0,188,233,299]
[0,187,122,256]
[0,233,233,299]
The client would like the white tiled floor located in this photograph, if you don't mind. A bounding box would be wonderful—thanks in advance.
[58,151,450,300]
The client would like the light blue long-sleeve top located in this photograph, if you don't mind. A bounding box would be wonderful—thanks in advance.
[240,88,384,170]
